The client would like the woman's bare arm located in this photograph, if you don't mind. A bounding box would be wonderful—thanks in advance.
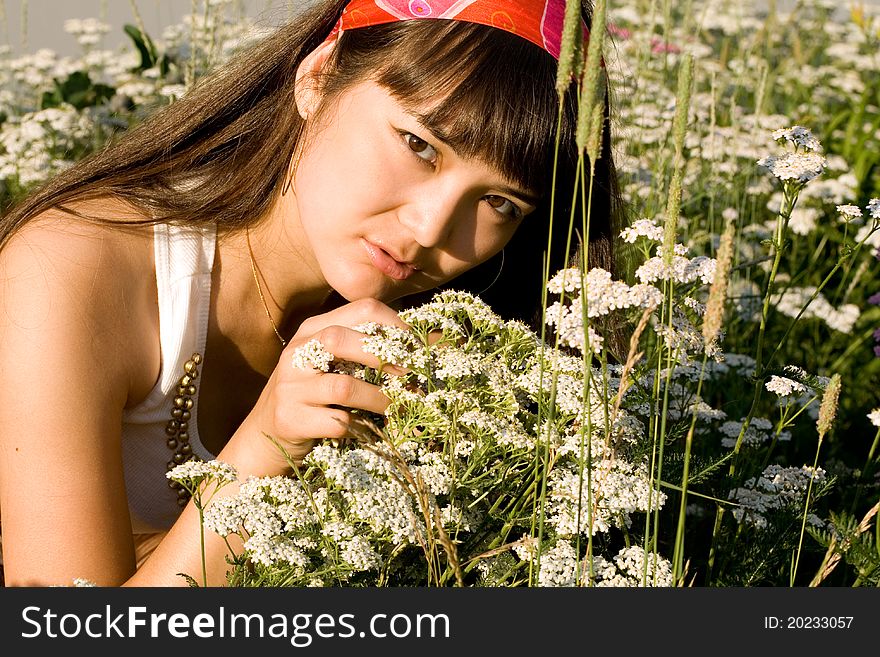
[1,213,410,586]
[0,217,150,585]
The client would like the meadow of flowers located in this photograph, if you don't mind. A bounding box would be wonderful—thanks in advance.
[3,0,878,587]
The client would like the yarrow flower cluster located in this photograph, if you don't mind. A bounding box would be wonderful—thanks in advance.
[729,465,827,529]
[63,18,111,47]
[720,417,790,448]
[546,267,662,354]
[635,250,716,286]
[290,339,335,372]
[198,289,668,586]
[771,125,822,152]
[166,459,238,490]
[528,542,673,587]
[620,218,665,243]
[836,204,862,223]
[773,286,860,334]
[756,151,827,185]
[758,127,827,185]
[765,375,808,397]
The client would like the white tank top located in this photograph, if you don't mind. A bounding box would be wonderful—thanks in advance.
[121,222,217,533]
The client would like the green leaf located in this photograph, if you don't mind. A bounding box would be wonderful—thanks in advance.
[48,72,115,110]
[60,70,91,95]
[124,23,158,71]
[40,89,62,110]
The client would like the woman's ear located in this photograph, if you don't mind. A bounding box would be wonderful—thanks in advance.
[294,37,338,120]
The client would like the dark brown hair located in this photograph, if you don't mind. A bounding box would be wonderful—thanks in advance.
[0,0,624,326]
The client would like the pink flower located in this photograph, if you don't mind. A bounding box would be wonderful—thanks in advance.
[608,23,631,39]
[651,37,681,54]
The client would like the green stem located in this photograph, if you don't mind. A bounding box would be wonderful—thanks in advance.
[672,352,708,583]
[195,494,207,588]
[791,435,823,586]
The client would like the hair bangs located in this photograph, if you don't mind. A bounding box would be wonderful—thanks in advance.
[334,20,572,196]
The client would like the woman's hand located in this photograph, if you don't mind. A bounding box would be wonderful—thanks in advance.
[241,298,411,470]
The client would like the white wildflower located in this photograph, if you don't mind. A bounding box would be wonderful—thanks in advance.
[773,286,860,334]
[159,84,187,100]
[868,409,880,428]
[771,126,822,152]
[729,464,827,528]
[512,535,538,562]
[244,534,309,569]
[547,461,663,537]
[620,218,665,243]
[72,578,97,587]
[203,496,248,536]
[765,376,808,397]
[322,521,356,542]
[361,325,428,370]
[788,207,820,235]
[635,253,716,286]
[594,546,673,587]
[546,268,661,355]
[836,204,862,223]
[340,535,381,571]
[166,459,238,487]
[290,338,334,371]
[867,198,880,220]
[537,540,579,587]
[757,151,826,184]
[722,207,739,222]
[720,417,789,448]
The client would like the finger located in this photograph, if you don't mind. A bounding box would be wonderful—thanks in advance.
[312,373,391,415]
[291,408,355,441]
[298,298,410,336]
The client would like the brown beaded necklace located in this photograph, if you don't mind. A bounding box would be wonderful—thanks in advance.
[165,353,202,506]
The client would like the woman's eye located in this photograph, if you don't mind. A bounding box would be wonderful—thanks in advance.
[403,132,438,165]
[484,195,523,222]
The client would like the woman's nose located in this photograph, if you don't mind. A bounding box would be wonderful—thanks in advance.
[397,191,464,249]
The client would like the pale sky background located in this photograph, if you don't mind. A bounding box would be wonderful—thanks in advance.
[0,0,306,55]
[1,0,878,56]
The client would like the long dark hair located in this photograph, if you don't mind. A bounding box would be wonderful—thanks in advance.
[0,0,624,326]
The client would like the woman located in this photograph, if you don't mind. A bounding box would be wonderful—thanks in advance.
[0,0,621,586]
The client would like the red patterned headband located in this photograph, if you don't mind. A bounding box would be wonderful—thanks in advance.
[326,0,589,60]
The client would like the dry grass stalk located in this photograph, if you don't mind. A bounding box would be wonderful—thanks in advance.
[809,500,879,587]
[346,416,464,586]
[609,305,656,438]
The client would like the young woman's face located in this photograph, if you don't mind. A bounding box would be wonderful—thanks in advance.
[288,80,539,303]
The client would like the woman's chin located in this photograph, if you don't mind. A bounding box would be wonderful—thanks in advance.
[326,264,399,303]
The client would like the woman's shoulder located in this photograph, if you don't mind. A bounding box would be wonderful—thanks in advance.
[4,195,153,259]
[2,197,156,299]
[0,196,160,403]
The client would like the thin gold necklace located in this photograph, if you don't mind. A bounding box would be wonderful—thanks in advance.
[245,227,287,348]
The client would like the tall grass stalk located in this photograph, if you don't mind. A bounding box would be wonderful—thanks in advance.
[644,52,693,584]
[573,97,609,585]
[792,374,840,585]
[673,218,735,582]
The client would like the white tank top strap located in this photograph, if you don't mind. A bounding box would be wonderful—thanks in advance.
[121,221,217,533]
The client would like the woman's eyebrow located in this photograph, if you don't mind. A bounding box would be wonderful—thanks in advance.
[405,109,541,206]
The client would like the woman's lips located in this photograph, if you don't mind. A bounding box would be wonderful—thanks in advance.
[362,239,417,281]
